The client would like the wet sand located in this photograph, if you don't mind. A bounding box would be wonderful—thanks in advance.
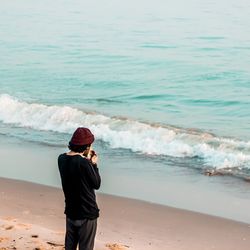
[0,177,250,250]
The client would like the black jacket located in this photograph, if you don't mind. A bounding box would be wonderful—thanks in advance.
[58,153,101,220]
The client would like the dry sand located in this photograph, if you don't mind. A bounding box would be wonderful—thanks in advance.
[0,177,250,250]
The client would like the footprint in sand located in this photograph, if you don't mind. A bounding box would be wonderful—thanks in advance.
[5,224,31,231]
[106,243,130,250]
[0,237,9,243]
[15,223,32,230]
[3,217,16,222]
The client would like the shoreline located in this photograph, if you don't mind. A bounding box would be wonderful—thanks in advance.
[2,134,250,224]
[1,177,250,250]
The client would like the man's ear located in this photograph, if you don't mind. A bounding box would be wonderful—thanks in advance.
[84,145,91,154]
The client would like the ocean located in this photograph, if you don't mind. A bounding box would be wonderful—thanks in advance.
[1,0,250,221]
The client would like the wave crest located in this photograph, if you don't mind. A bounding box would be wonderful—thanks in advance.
[1,94,250,170]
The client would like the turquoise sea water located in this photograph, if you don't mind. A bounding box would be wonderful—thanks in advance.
[1,0,250,182]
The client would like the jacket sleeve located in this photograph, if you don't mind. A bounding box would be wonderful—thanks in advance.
[84,159,101,190]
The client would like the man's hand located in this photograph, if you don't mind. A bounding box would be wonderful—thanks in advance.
[91,154,98,165]
[88,150,98,165]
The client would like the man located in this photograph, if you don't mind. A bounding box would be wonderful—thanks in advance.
[58,127,101,250]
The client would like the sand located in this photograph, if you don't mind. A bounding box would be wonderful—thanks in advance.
[0,177,250,250]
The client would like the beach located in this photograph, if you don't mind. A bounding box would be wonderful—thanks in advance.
[1,0,250,249]
[0,177,249,250]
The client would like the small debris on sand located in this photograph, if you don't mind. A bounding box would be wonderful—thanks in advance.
[46,241,64,247]
[5,225,14,230]
[106,243,130,250]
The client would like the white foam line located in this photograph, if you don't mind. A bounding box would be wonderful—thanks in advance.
[1,93,250,170]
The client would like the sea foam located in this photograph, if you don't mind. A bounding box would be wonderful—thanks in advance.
[1,94,250,170]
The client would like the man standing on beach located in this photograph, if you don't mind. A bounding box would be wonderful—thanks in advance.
[58,127,101,250]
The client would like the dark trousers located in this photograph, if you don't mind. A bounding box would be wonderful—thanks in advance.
[65,217,97,250]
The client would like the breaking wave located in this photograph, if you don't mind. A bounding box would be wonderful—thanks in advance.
[1,94,250,171]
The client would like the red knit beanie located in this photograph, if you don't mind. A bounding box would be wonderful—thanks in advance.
[70,127,95,145]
